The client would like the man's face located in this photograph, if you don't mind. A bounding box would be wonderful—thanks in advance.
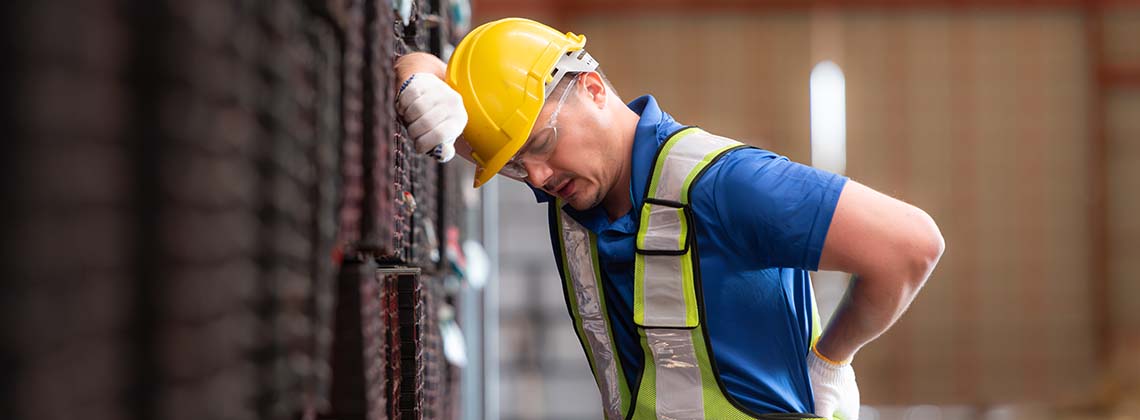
[511,74,622,211]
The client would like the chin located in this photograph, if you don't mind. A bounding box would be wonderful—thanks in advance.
[565,190,602,211]
[565,199,591,211]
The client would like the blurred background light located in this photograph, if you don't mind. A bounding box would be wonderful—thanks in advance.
[811,59,847,175]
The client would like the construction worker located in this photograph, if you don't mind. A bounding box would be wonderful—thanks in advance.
[394,18,944,420]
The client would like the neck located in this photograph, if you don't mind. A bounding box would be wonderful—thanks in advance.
[601,105,641,221]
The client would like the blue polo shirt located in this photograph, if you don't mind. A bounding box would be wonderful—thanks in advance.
[537,95,847,415]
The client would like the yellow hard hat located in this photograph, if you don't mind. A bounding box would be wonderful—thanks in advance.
[446,18,598,188]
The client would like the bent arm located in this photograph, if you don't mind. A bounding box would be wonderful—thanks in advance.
[395,52,447,84]
[814,180,945,362]
[394,52,479,164]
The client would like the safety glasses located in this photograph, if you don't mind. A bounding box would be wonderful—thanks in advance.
[498,73,581,180]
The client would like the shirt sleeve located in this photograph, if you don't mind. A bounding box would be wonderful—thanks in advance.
[706,148,847,271]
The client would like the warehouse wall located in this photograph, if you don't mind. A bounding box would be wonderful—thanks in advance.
[485,4,1140,417]
[1103,8,1140,415]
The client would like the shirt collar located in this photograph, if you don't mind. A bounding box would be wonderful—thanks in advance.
[627,94,680,209]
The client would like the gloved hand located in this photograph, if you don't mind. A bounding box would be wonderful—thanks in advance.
[808,348,860,420]
[396,73,467,162]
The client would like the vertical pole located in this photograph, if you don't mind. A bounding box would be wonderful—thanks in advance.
[482,180,501,420]
[1083,0,1111,372]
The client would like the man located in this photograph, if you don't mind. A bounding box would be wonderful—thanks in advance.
[395,18,943,420]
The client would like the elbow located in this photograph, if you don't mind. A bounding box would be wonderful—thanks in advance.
[906,209,945,288]
[921,210,946,269]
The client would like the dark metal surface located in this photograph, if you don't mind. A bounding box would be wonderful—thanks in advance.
[2,0,463,418]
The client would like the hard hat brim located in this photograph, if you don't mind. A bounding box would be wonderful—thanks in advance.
[472,153,509,188]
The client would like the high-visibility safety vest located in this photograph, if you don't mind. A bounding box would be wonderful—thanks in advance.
[549,127,825,420]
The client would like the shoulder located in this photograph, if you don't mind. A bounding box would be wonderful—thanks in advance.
[705,146,786,181]
[689,146,789,205]
[699,146,844,197]
[688,146,847,269]
[684,146,784,234]
[688,144,847,231]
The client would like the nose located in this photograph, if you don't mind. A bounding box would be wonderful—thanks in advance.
[523,159,554,189]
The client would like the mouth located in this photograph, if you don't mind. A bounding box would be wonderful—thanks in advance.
[554,179,575,198]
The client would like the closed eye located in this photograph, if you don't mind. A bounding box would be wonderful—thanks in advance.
[515,136,538,157]
[528,129,556,155]
[531,135,553,154]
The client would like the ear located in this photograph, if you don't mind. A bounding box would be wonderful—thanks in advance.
[580,71,607,109]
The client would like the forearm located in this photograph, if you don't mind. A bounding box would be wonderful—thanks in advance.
[814,267,932,362]
[395,52,447,84]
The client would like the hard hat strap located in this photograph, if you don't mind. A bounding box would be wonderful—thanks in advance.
[544,49,600,99]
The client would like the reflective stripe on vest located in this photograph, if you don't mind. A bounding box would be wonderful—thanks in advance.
[634,127,742,419]
[555,207,631,419]
[553,127,825,420]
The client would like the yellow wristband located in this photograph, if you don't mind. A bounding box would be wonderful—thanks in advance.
[812,346,851,366]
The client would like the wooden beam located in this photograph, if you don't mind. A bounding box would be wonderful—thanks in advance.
[474,0,1124,21]
[1084,2,1111,373]
[1101,64,1140,87]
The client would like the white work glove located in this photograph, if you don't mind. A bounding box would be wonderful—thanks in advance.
[396,73,467,162]
[808,349,860,420]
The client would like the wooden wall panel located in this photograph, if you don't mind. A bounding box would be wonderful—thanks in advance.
[574,14,814,162]
[1107,90,1140,341]
[1103,10,1140,66]
[845,13,1097,404]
